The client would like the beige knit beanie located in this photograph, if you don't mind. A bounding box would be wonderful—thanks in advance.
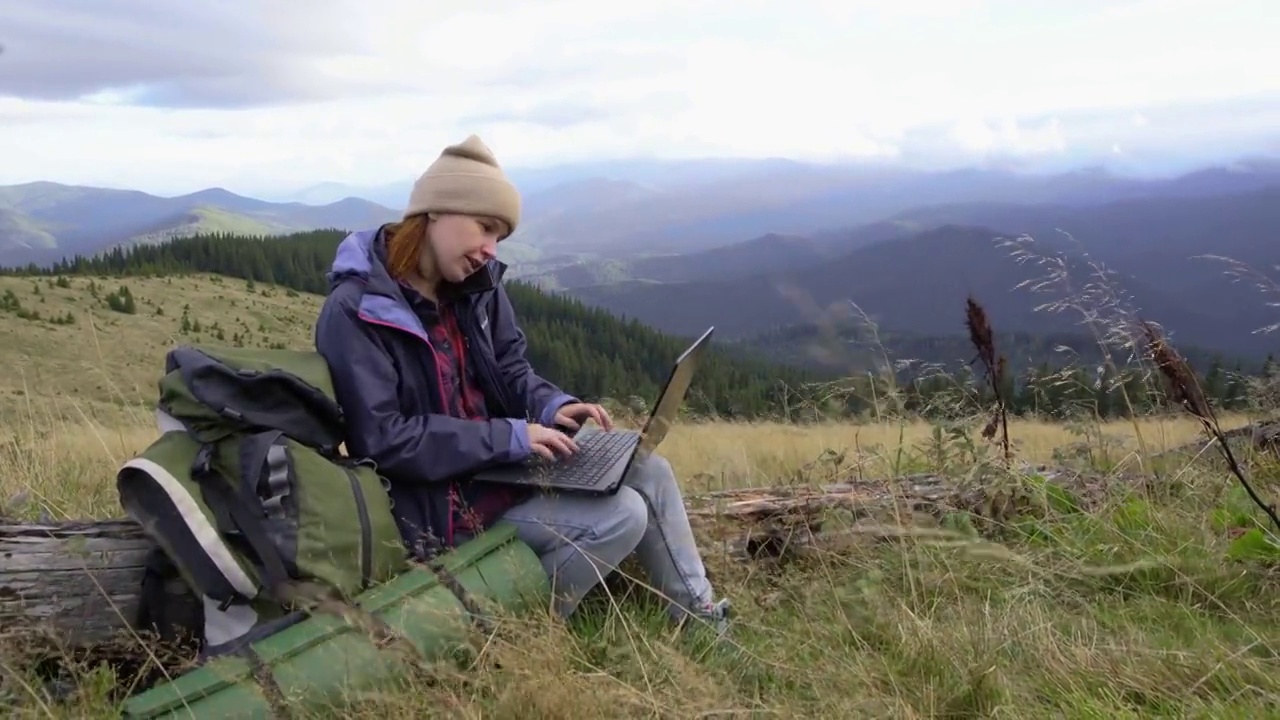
[403,134,520,238]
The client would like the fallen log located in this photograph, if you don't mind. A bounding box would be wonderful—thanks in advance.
[1254,421,1279,455]
[685,464,1120,561]
[0,519,159,649]
[1151,418,1280,462]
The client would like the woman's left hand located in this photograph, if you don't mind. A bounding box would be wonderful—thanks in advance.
[553,402,614,432]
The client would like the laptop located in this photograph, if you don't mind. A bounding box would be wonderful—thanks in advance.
[472,326,715,495]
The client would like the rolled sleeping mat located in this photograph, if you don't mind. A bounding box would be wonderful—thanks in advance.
[122,522,550,719]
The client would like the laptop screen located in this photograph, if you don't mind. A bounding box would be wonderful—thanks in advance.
[636,327,714,458]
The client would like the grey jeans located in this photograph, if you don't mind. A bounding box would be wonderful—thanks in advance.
[496,451,714,621]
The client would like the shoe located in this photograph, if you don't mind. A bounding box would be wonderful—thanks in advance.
[682,597,732,637]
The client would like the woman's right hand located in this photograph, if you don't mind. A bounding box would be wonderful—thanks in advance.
[526,423,579,461]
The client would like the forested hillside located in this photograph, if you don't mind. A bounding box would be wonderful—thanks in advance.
[1,229,821,418]
[3,228,1272,421]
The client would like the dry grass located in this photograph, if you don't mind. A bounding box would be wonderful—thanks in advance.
[0,273,322,428]
[0,413,1255,523]
[3,273,1280,717]
[4,412,1280,718]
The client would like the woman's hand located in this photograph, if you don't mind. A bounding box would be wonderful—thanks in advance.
[553,402,614,432]
[526,423,579,461]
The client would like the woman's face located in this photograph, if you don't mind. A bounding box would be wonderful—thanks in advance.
[422,213,505,283]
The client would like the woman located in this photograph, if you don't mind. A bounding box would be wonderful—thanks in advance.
[314,134,731,634]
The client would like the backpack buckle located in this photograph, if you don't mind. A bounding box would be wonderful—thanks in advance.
[192,443,215,478]
[216,591,252,613]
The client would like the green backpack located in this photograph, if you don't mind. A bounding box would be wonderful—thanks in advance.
[117,344,409,658]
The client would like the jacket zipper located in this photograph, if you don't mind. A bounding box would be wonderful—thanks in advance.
[355,306,471,548]
[459,306,518,418]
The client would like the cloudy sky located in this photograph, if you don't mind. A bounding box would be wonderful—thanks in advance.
[1,0,1277,197]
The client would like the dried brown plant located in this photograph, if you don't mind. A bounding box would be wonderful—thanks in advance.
[965,296,1011,462]
[1142,321,1280,533]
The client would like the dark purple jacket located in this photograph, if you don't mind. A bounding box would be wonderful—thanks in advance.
[314,226,576,555]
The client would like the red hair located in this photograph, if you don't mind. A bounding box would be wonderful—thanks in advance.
[382,214,431,281]
[383,213,509,282]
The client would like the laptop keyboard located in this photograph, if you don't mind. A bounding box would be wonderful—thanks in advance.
[526,431,640,486]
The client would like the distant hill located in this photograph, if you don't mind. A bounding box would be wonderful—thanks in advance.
[0,181,403,267]
[522,222,949,291]
[527,232,835,290]
[506,157,1280,258]
[265,156,1280,262]
[0,206,57,255]
[567,219,1278,361]
[122,206,293,249]
[12,155,1280,271]
[266,157,807,207]
[877,184,1280,294]
[866,185,1280,345]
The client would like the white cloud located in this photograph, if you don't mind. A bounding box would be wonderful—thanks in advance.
[947,116,1066,157]
[0,0,1276,196]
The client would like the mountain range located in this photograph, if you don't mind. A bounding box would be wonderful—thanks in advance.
[0,182,403,267]
[512,158,1280,260]
[2,155,1278,368]
[556,185,1280,362]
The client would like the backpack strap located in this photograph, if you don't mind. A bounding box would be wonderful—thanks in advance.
[238,429,291,517]
[416,532,495,634]
[240,643,294,719]
[190,443,293,605]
